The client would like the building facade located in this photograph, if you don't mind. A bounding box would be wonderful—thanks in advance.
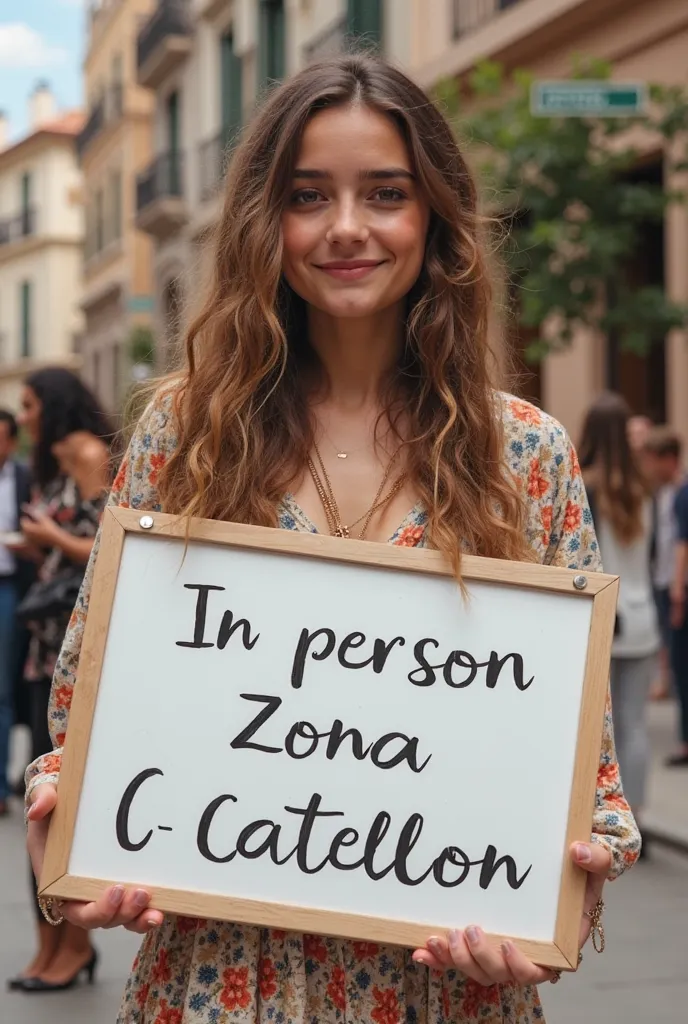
[0,85,84,409]
[79,0,156,413]
[408,0,688,444]
[134,0,408,370]
[134,0,688,444]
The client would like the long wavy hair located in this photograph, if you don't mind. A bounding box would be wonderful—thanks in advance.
[25,367,114,489]
[157,55,530,577]
[578,392,648,544]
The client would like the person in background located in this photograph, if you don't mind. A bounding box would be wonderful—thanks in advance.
[6,368,112,993]
[627,414,653,459]
[0,409,33,817]
[666,472,688,765]
[643,428,684,700]
[579,393,660,856]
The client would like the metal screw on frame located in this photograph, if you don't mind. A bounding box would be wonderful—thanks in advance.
[573,574,588,591]
[139,515,154,530]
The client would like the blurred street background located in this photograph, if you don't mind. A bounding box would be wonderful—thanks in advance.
[1,0,687,1020]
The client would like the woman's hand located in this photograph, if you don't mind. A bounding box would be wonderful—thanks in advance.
[19,509,61,549]
[412,841,611,985]
[27,783,164,934]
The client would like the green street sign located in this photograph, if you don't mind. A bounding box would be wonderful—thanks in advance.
[531,81,647,117]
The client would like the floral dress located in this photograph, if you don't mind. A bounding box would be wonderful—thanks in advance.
[26,391,640,1024]
[24,475,107,684]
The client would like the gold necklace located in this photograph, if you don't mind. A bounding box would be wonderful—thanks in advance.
[307,440,405,539]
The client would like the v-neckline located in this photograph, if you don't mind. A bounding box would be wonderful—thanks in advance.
[281,492,425,545]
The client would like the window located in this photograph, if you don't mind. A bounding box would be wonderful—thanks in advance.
[95,188,104,252]
[20,281,31,359]
[111,53,123,118]
[166,91,181,195]
[109,169,122,242]
[221,32,243,148]
[93,349,101,398]
[258,0,285,90]
[347,0,382,48]
[20,172,32,235]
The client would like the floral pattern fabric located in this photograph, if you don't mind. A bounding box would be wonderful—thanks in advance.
[26,391,640,1024]
[24,474,107,684]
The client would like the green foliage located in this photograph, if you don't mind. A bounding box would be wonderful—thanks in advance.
[128,325,156,366]
[437,59,688,361]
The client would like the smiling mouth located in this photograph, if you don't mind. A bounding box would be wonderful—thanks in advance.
[315,260,385,280]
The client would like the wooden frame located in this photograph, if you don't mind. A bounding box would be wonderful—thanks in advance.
[40,507,619,971]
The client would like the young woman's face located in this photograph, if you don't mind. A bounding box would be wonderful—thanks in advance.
[17,386,42,443]
[281,104,430,321]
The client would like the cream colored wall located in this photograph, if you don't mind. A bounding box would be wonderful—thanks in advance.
[0,243,82,364]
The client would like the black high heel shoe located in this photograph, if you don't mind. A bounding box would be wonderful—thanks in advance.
[17,949,98,993]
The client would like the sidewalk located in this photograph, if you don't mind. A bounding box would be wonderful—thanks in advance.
[645,699,688,851]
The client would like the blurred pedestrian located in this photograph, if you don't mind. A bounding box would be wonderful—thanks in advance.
[0,409,33,817]
[6,368,112,993]
[643,427,684,699]
[580,393,660,855]
[666,475,688,766]
[627,414,652,455]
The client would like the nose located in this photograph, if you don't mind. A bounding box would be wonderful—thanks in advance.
[325,195,369,247]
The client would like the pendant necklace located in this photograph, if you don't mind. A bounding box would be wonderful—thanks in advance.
[307,440,404,540]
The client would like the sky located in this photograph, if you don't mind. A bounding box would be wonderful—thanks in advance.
[0,0,85,142]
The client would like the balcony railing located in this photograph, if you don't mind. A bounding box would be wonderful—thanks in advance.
[137,0,192,89]
[303,15,346,64]
[77,100,105,156]
[137,153,184,212]
[0,208,36,247]
[198,130,235,200]
[452,0,523,39]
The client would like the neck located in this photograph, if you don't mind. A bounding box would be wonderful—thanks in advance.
[307,304,403,408]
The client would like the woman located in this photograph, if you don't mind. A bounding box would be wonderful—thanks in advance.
[25,58,639,1023]
[9,367,112,992]
[579,393,660,855]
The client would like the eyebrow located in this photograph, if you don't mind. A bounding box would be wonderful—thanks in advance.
[293,167,415,181]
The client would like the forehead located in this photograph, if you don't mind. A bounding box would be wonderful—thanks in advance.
[296,104,411,172]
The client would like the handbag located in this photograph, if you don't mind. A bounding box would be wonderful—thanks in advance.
[16,568,84,626]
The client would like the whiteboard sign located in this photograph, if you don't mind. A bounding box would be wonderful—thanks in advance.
[41,509,618,970]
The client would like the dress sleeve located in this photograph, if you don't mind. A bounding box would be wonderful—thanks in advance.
[24,392,177,809]
[542,424,641,878]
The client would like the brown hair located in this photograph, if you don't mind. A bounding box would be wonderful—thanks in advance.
[578,392,648,544]
[157,55,530,577]
[644,425,682,460]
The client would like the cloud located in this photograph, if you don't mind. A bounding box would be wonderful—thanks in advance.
[0,23,68,68]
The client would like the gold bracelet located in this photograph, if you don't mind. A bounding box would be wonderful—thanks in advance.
[587,897,605,953]
[38,896,65,927]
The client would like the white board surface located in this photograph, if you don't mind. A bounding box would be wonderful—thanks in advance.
[69,532,593,943]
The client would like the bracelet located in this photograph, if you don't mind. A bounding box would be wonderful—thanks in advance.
[587,896,605,953]
[38,896,65,927]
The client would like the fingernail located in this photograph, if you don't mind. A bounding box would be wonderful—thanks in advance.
[466,926,480,945]
[133,889,150,908]
[146,917,159,929]
[448,929,461,948]
[575,843,592,864]
[502,941,515,957]
[427,936,442,954]
[413,954,430,966]
[109,886,125,907]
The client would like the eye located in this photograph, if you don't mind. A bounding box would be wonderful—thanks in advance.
[291,188,325,206]
[371,186,407,203]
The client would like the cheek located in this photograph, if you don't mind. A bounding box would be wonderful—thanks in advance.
[384,210,427,272]
[281,215,316,268]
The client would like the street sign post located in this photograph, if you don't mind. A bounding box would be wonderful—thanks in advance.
[531,81,647,117]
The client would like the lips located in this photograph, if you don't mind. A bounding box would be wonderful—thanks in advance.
[315,260,385,280]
